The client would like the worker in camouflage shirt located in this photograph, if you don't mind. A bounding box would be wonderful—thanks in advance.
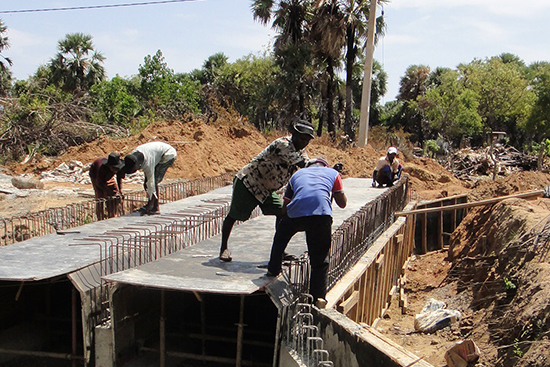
[219,119,314,262]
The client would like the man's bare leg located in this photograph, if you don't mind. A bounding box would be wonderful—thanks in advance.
[219,215,236,262]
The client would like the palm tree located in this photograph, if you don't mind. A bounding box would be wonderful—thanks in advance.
[398,64,430,102]
[0,19,13,95]
[252,0,314,123]
[337,0,386,139]
[310,0,345,136]
[49,33,106,93]
[396,64,431,143]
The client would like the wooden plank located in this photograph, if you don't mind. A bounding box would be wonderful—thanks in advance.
[417,193,468,206]
[396,189,544,216]
[396,233,404,244]
[401,290,408,314]
[340,290,360,315]
[421,212,428,254]
[354,323,434,367]
[326,261,368,309]
[371,317,381,329]
[438,202,444,249]
[326,217,407,309]
[358,272,367,323]
[375,254,385,269]
[366,267,376,325]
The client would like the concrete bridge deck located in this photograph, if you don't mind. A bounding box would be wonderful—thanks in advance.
[103,178,385,294]
[0,178,385,294]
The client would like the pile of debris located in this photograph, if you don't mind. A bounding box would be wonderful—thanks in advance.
[39,160,144,185]
[445,145,539,180]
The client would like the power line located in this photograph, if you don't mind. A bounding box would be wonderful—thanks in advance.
[0,0,197,14]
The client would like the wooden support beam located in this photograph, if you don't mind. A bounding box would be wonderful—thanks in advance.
[396,189,544,216]
[339,290,360,315]
[421,212,427,254]
[376,254,385,269]
[400,286,408,313]
[438,202,444,249]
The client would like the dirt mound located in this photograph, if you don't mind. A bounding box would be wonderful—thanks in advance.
[8,118,385,181]
[468,171,550,201]
[9,119,271,180]
[377,171,550,367]
[446,197,550,366]
[404,157,470,200]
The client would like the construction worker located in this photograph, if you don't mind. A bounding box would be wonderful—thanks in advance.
[266,157,347,305]
[219,118,314,262]
[120,142,177,215]
[372,146,403,188]
[89,152,125,220]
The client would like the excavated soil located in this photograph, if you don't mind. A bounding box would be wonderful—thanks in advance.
[1,118,463,218]
[377,175,550,367]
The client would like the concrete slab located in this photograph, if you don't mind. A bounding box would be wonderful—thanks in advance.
[0,178,386,285]
[103,178,386,294]
[0,186,233,281]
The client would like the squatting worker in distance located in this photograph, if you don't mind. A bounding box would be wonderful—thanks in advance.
[372,146,403,188]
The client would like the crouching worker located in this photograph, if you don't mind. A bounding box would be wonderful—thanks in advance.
[372,146,403,188]
[89,152,125,220]
[120,142,177,215]
[266,158,347,305]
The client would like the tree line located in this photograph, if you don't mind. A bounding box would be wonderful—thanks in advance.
[388,55,550,156]
[0,0,549,164]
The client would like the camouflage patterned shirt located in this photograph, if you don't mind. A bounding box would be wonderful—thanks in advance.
[236,136,309,203]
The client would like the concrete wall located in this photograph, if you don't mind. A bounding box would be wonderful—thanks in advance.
[95,324,114,367]
[278,348,301,367]
[316,308,434,367]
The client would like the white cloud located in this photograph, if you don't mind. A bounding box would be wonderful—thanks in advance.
[464,19,510,43]
[6,28,58,79]
[382,33,422,46]
[388,0,550,17]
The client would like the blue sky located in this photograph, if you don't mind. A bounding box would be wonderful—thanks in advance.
[2,0,550,102]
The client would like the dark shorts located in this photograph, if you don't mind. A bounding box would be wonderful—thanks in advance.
[144,158,175,193]
[375,166,393,186]
[155,158,175,185]
[228,178,283,221]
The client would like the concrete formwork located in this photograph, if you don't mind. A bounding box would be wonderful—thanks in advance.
[0,177,416,367]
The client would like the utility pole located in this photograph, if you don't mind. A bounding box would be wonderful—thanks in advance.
[357,0,378,147]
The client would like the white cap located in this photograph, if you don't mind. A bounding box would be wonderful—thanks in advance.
[388,147,398,155]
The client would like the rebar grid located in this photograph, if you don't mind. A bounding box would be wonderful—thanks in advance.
[283,296,334,366]
[0,172,235,246]
[75,198,263,327]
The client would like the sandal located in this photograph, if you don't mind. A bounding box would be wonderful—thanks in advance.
[219,249,232,262]
[282,252,298,261]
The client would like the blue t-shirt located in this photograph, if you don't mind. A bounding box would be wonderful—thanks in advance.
[285,167,342,218]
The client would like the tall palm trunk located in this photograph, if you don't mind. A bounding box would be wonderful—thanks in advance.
[299,80,306,118]
[344,25,356,140]
[327,57,336,136]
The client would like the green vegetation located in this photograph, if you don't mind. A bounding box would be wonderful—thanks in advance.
[513,338,524,358]
[504,277,517,290]
[0,9,549,164]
